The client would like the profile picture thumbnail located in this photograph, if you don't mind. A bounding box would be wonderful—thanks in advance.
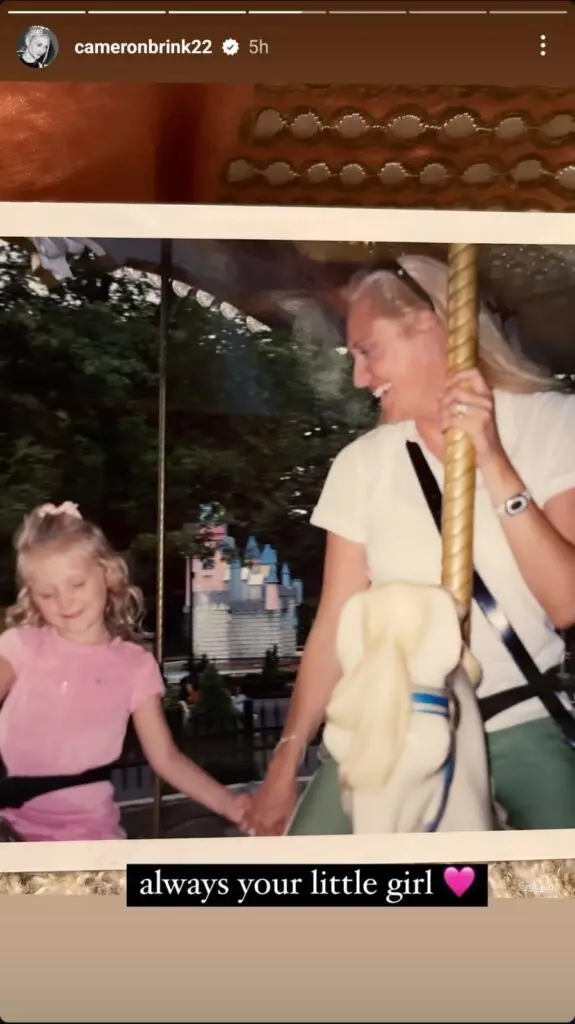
[17,25,59,69]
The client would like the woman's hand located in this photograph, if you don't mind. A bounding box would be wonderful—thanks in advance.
[439,368,504,469]
[250,769,298,837]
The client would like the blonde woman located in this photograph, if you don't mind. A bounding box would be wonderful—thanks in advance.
[0,502,251,841]
[17,26,56,69]
[251,256,575,836]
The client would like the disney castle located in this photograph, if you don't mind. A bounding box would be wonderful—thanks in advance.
[188,525,303,664]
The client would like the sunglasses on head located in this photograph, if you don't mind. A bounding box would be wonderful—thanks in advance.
[361,258,437,312]
[362,257,507,326]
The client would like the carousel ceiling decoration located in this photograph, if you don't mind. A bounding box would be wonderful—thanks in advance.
[1,83,575,210]
[5,81,575,365]
[221,84,575,210]
[247,108,575,147]
[224,154,575,196]
[20,236,575,374]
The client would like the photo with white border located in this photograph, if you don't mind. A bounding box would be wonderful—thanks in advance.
[0,202,574,873]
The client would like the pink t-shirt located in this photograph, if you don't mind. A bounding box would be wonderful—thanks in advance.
[0,626,164,841]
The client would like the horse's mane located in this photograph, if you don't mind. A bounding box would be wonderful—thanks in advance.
[324,582,469,792]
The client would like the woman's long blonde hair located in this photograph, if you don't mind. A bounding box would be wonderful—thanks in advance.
[347,254,567,395]
[6,505,145,641]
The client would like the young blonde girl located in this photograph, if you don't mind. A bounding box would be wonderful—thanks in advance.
[0,501,252,842]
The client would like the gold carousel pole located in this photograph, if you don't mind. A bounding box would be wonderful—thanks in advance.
[152,239,172,839]
[441,243,478,638]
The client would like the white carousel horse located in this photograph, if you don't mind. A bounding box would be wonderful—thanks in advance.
[322,581,496,833]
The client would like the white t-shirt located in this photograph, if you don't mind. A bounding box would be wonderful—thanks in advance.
[310,389,575,732]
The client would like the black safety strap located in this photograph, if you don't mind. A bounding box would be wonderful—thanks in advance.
[406,440,575,746]
[0,754,115,810]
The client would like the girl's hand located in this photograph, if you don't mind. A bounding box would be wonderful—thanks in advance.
[226,793,254,834]
[439,368,504,469]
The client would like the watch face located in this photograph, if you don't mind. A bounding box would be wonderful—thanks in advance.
[506,494,529,516]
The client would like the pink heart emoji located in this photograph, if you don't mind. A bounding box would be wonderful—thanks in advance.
[443,865,475,898]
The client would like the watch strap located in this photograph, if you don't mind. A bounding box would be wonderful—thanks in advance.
[495,489,532,518]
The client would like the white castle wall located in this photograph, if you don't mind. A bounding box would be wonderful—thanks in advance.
[229,611,282,662]
[277,601,297,659]
[193,597,230,663]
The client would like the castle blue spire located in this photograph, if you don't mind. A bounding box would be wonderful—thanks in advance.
[260,544,277,566]
[244,535,260,562]
[281,563,291,586]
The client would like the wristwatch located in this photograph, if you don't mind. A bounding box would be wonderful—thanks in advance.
[495,489,532,518]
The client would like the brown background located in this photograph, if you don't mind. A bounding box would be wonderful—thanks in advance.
[0,896,573,1021]
[1,82,575,209]
[2,0,575,85]
[1,32,575,1024]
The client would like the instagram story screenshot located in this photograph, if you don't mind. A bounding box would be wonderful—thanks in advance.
[0,1,574,1022]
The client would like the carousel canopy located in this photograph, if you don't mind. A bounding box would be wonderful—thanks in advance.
[17,235,575,374]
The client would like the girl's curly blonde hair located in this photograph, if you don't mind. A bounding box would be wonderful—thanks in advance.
[5,504,145,642]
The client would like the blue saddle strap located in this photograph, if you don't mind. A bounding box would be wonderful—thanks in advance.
[412,689,454,832]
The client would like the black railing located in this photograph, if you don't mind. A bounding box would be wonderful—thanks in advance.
[113,698,320,804]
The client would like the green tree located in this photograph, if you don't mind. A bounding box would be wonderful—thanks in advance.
[0,243,160,600]
[0,240,374,630]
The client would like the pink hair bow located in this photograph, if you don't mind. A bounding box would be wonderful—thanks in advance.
[37,501,82,520]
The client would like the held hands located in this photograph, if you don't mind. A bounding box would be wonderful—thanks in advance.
[227,792,255,835]
[439,368,504,469]
[225,775,296,837]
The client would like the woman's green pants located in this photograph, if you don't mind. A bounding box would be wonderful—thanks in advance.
[288,716,575,834]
